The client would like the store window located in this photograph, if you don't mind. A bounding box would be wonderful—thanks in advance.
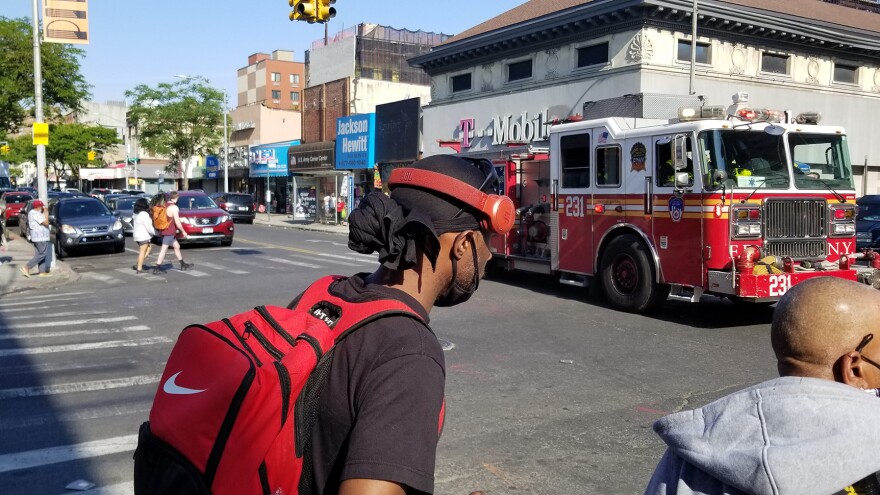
[834,63,858,84]
[677,40,710,64]
[451,73,472,93]
[507,59,533,82]
[577,42,609,68]
[761,53,790,75]
[596,146,621,187]
[560,133,590,189]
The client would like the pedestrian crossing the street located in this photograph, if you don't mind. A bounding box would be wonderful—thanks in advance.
[0,291,163,494]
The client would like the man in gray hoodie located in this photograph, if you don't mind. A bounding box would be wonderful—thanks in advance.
[644,276,880,495]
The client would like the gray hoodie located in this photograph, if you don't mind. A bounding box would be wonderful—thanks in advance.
[644,376,880,495]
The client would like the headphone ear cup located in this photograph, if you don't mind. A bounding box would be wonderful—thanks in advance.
[482,195,515,234]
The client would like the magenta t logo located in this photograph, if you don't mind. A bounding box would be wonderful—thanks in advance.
[459,118,475,148]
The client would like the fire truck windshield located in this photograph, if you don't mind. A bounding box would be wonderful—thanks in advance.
[698,130,790,190]
[787,133,854,191]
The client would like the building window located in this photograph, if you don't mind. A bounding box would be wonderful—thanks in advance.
[271,72,281,83]
[761,53,790,75]
[834,63,858,84]
[290,74,300,86]
[577,42,610,68]
[560,133,590,189]
[677,40,710,64]
[507,59,533,82]
[290,91,299,102]
[451,73,472,93]
[271,90,281,100]
[596,146,621,187]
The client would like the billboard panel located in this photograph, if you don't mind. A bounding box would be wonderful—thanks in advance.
[44,0,89,45]
[335,114,375,169]
[375,97,420,163]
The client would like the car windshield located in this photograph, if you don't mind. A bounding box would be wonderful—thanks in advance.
[113,198,137,211]
[59,200,113,218]
[788,133,855,191]
[5,194,32,203]
[699,129,791,189]
[178,195,218,209]
[858,202,880,221]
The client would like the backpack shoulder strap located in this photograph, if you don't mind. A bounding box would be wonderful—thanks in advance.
[295,275,425,343]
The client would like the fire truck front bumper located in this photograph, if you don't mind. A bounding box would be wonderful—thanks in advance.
[708,269,860,301]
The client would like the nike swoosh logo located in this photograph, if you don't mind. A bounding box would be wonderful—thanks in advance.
[163,371,207,395]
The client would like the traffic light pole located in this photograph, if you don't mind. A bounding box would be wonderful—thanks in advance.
[31,0,47,203]
[223,90,229,193]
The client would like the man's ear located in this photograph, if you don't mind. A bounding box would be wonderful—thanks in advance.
[449,231,474,261]
[839,351,871,388]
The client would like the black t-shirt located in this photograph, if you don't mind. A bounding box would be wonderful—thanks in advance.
[294,274,446,495]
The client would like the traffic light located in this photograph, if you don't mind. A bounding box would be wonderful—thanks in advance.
[289,0,317,23]
[0,144,9,155]
[316,0,336,22]
[87,150,96,161]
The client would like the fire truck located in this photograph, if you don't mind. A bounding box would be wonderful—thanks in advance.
[487,93,875,313]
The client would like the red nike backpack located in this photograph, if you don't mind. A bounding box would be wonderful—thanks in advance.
[133,275,422,495]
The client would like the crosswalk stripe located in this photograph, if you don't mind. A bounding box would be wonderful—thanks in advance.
[54,481,134,495]
[0,295,93,308]
[0,301,92,313]
[114,267,164,281]
[0,434,138,474]
[177,269,210,277]
[318,252,377,263]
[195,260,249,274]
[292,253,360,267]
[81,272,124,285]
[0,315,137,331]
[3,310,109,321]
[0,374,161,399]
[0,291,93,301]
[257,255,322,269]
[0,325,151,341]
[1,402,151,430]
[0,336,171,357]
[0,357,144,376]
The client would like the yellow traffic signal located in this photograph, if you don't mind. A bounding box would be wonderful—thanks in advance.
[0,145,9,155]
[289,0,317,23]
[87,150,96,161]
[316,0,336,22]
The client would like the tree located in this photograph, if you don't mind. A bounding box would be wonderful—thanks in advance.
[0,17,91,133]
[126,77,224,190]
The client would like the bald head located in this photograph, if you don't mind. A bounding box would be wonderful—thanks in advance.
[771,277,880,378]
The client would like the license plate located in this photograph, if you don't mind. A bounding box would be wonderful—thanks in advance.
[238,206,247,211]
[202,227,214,234]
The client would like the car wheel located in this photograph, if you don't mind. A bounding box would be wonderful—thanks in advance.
[220,238,233,247]
[54,238,66,260]
[599,234,667,313]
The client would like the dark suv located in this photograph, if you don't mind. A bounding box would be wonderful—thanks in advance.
[209,192,256,223]
[857,195,880,250]
[49,197,125,259]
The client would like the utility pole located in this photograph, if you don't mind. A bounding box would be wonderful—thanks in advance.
[31,0,48,202]
[223,90,229,193]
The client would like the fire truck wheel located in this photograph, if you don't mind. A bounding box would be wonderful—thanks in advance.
[600,234,666,313]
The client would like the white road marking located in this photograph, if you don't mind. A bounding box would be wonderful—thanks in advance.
[0,374,161,399]
[80,272,124,285]
[0,315,137,331]
[291,253,360,267]
[256,255,322,269]
[0,336,171,357]
[0,301,92,313]
[114,267,163,281]
[2,310,108,320]
[54,481,134,495]
[195,260,249,274]
[176,269,210,277]
[0,357,145,376]
[318,252,378,263]
[1,403,151,430]
[0,290,92,301]
[0,295,93,308]
[0,434,139,474]
[306,239,348,247]
[0,325,150,341]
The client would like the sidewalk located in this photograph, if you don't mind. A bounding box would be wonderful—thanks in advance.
[0,231,80,297]
[251,213,349,236]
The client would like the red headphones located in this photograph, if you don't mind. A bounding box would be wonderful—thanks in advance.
[388,166,515,235]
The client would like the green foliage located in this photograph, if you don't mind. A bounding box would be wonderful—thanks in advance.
[0,17,91,132]
[126,77,224,190]
[1,124,120,183]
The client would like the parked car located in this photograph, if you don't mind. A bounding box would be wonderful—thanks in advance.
[209,192,256,223]
[857,195,880,250]
[16,186,37,195]
[106,195,138,235]
[49,196,125,259]
[88,188,113,201]
[1,191,34,229]
[102,193,131,204]
[121,189,147,196]
[17,199,38,241]
[166,190,234,246]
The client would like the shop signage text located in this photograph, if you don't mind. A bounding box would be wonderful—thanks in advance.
[459,109,550,148]
[336,114,376,169]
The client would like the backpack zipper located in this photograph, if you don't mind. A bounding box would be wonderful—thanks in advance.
[243,321,284,361]
[273,361,292,425]
[255,306,297,347]
[222,319,262,367]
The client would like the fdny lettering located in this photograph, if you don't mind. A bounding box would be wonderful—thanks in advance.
[564,196,584,218]
[828,241,854,257]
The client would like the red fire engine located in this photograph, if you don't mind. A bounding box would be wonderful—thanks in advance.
[487,93,874,313]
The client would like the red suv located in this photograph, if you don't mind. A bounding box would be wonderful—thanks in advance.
[0,191,34,231]
[165,190,234,246]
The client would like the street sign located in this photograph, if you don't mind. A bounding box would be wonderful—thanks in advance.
[44,0,90,45]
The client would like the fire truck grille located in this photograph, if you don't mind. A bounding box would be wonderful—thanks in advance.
[763,240,827,260]
[764,199,828,261]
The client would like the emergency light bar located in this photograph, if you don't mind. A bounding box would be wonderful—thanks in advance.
[794,112,822,125]
[678,105,726,121]
[732,108,784,123]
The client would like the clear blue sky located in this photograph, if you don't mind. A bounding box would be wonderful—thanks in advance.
[5,0,526,104]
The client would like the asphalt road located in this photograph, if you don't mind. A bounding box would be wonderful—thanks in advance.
[0,224,779,494]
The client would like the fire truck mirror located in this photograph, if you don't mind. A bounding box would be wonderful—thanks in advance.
[673,134,688,171]
[674,172,690,188]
